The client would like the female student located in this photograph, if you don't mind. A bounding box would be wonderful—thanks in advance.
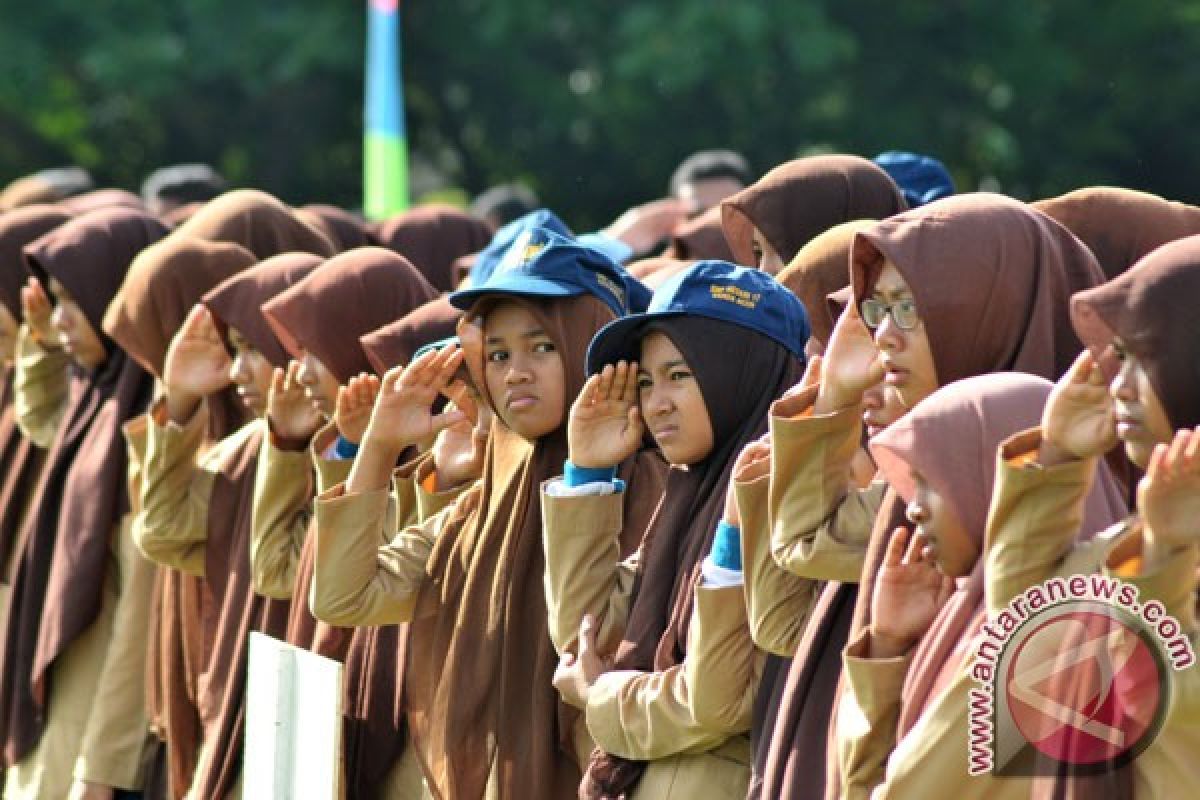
[544,260,808,799]
[311,230,665,799]
[835,373,1127,799]
[0,207,168,799]
[103,234,258,799]
[135,250,323,798]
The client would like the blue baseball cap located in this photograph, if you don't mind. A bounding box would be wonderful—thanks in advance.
[467,208,634,286]
[872,151,955,208]
[586,260,810,374]
[450,227,647,317]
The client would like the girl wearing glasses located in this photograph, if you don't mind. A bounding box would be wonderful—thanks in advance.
[745,193,1109,800]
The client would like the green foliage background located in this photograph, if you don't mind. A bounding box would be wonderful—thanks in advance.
[3,1,1198,228]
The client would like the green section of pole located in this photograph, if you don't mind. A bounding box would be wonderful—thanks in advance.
[364,131,409,220]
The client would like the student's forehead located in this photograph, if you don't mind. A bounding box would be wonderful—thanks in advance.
[484,302,543,335]
[639,330,686,365]
[871,261,913,296]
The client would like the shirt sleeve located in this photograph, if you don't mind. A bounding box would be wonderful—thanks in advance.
[12,323,70,448]
[310,478,465,626]
[249,427,316,599]
[768,384,883,583]
[133,398,217,576]
[738,473,821,655]
[541,484,639,658]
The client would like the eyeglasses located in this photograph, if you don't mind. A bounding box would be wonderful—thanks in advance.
[860,297,920,331]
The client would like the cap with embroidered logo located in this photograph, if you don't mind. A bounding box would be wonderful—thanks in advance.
[586,260,810,373]
[450,227,646,317]
[468,208,633,286]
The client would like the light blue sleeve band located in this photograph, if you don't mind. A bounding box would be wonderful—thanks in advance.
[563,460,623,491]
[710,521,742,572]
[332,435,360,460]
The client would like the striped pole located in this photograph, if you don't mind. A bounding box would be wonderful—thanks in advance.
[364,0,409,219]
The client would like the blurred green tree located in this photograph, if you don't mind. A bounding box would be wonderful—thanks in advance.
[3,1,1200,227]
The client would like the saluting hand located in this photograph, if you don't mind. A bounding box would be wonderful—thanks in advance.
[360,345,468,458]
[163,305,232,399]
[725,435,771,527]
[568,361,644,469]
[814,307,885,414]
[20,277,57,348]
[1040,350,1117,465]
[335,372,381,445]
[1138,426,1200,564]
[267,360,324,446]
[431,381,491,490]
[869,526,956,659]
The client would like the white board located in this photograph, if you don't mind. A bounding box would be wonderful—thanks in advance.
[245,632,344,799]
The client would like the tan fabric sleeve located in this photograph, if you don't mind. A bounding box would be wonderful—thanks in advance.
[584,585,753,760]
[133,398,214,575]
[13,323,70,447]
[412,456,473,522]
[249,430,316,599]
[311,423,353,495]
[985,427,1101,613]
[1106,539,1198,633]
[768,385,882,583]
[738,473,820,655]
[836,628,912,800]
[541,485,638,658]
[75,416,156,788]
[311,480,462,626]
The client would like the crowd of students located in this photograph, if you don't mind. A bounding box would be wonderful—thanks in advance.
[0,149,1196,800]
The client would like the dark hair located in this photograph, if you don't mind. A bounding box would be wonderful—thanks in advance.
[141,163,227,210]
[470,183,540,226]
[668,150,752,196]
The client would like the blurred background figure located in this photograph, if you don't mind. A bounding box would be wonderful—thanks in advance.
[669,150,753,218]
[141,163,227,216]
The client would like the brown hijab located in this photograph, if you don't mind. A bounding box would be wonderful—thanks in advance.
[1071,234,1200,431]
[777,220,874,348]
[664,206,734,261]
[1033,187,1200,281]
[626,257,690,291]
[721,155,907,267]
[0,205,72,316]
[297,204,379,252]
[0,208,167,765]
[202,252,325,367]
[263,247,439,383]
[59,188,145,215]
[402,292,660,800]
[174,188,336,260]
[103,235,259,439]
[583,317,803,798]
[360,295,464,375]
[851,193,1104,387]
[375,204,495,291]
[182,253,325,799]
